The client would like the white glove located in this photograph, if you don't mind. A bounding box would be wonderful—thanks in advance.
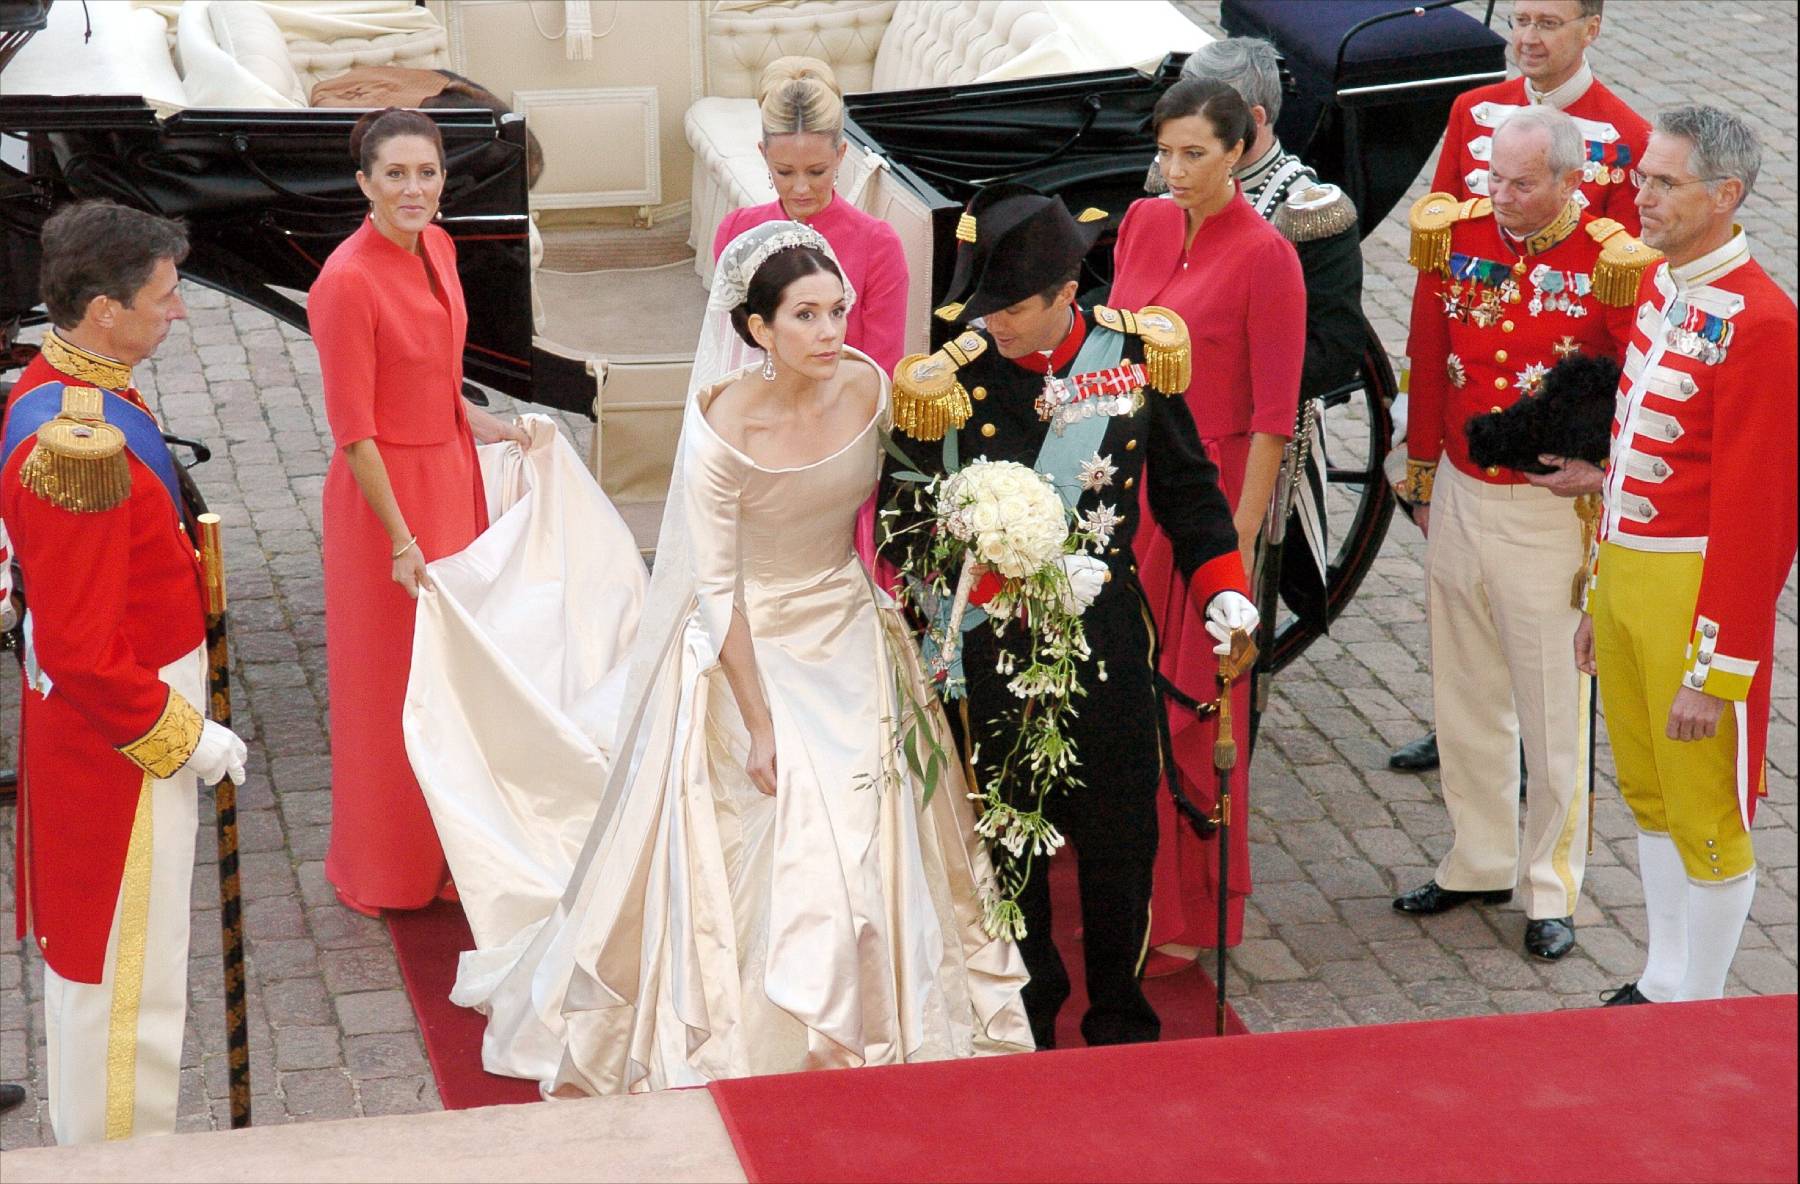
[1057,554,1108,615]
[1204,590,1260,657]
[185,720,248,786]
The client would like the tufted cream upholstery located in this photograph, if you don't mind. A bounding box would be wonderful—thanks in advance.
[0,0,189,110]
[870,1,1058,91]
[706,0,897,99]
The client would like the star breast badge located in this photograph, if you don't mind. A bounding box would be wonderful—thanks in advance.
[1078,453,1118,493]
[1081,502,1123,549]
[1516,361,1550,395]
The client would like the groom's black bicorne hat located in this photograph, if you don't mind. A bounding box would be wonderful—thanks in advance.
[935,182,1107,323]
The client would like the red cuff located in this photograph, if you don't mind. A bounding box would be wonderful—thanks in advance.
[968,569,1005,607]
[1188,549,1249,610]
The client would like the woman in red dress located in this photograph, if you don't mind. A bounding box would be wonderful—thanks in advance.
[309,108,528,915]
[1112,78,1306,962]
[712,58,910,573]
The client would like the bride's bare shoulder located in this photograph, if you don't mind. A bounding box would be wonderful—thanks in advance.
[701,373,761,449]
[837,353,881,416]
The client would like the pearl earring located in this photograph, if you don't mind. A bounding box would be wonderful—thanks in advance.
[762,353,776,381]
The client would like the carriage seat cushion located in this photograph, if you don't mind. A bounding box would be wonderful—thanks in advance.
[181,0,309,107]
[1220,0,1505,92]
[0,0,188,110]
[869,1,1059,91]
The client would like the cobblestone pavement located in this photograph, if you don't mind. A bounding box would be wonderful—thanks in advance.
[2,0,1795,1148]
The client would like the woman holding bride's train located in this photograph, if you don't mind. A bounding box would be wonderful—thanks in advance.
[411,221,1032,1096]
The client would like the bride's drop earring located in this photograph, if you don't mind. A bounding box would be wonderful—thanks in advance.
[762,352,777,381]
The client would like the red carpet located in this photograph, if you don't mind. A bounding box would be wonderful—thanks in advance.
[709,994,1799,1184]
[386,903,540,1110]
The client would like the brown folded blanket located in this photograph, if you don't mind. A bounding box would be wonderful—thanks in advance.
[309,66,453,109]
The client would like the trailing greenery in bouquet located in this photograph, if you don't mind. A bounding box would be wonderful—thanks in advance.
[881,444,1107,941]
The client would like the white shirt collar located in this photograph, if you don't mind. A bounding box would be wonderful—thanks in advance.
[1527,56,1594,109]
[1670,226,1753,291]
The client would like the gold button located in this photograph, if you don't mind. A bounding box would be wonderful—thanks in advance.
[37,936,47,950]
[1494,377,1508,390]
[1502,320,1515,333]
[1485,466,1500,477]
[1706,839,1716,847]
[980,423,996,438]
[1490,405,1503,414]
[1125,439,1138,451]
[1109,547,1120,555]
[1124,477,1136,490]
[1494,350,1508,363]
[971,386,987,401]
[1103,570,1113,584]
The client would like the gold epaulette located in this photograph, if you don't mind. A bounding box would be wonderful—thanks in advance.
[1586,219,1663,307]
[1408,192,1490,275]
[1095,304,1190,395]
[892,331,985,441]
[1273,183,1359,243]
[18,386,130,513]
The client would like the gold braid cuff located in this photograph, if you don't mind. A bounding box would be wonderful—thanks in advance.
[41,329,133,390]
[118,689,203,779]
[1401,459,1438,505]
[1096,304,1191,395]
[1408,192,1488,274]
[892,331,985,441]
[1586,219,1664,307]
[19,387,130,513]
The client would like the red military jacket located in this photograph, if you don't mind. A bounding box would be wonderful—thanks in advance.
[1,332,208,982]
[1403,196,1642,492]
[1599,231,1798,823]
[1432,64,1651,235]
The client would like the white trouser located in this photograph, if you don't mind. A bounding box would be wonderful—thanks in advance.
[43,647,204,1145]
[1426,462,1588,919]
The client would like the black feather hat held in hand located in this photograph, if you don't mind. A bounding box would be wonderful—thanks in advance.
[1465,352,1621,475]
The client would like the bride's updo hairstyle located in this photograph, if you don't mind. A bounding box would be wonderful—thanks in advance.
[758,56,844,143]
[729,244,845,348]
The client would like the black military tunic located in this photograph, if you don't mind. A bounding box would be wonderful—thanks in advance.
[882,305,1243,1048]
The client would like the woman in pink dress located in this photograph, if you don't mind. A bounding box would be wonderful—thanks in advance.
[1112,78,1306,963]
[309,108,528,916]
[712,58,910,571]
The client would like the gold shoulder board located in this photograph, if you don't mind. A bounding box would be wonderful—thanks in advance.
[892,331,985,441]
[1273,183,1359,243]
[1097,305,1191,396]
[18,387,130,513]
[1408,191,1489,274]
[1586,219,1664,307]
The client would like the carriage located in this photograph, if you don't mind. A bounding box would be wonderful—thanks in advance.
[0,0,1506,670]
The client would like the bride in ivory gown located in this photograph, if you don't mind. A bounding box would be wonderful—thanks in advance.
[424,221,1032,1095]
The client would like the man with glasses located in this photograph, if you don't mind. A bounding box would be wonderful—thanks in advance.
[1392,107,1651,960]
[1388,0,1650,775]
[1562,107,1794,1005]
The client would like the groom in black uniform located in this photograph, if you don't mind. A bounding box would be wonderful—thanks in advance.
[882,184,1257,1048]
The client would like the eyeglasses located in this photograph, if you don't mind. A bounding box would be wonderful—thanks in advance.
[1507,14,1581,33]
[1629,170,1718,197]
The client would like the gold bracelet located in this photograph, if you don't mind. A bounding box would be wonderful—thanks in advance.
[391,535,419,561]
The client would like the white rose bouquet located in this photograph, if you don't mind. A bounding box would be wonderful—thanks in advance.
[881,453,1104,942]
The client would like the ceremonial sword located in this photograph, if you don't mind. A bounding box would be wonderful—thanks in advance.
[197,513,252,1129]
[1211,628,1257,1037]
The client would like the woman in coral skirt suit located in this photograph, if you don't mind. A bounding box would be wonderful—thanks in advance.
[1115,80,1305,962]
[309,108,528,915]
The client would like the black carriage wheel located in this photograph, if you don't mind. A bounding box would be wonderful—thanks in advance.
[1268,316,1397,673]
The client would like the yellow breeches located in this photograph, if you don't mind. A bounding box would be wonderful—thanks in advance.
[1590,542,1753,880]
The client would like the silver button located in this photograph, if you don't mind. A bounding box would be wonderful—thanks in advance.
[1665,423,1679,439]
[1680,377,1696,394]
[1689,673,1707,688]
[37,936,47,950]
[1653,461,1668,477]
[1699,653,1712,665]
[1703,623,1719,638]
[1706,839,1716,847]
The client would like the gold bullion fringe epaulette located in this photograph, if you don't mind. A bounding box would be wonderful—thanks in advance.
[1273,183,1358,243]
[117,688,204,779]
[892,331,986,441]
[18,387,130,513]
[1586,218,1664,307]
[1408,192,1490,274]
[1095,304,1191,395]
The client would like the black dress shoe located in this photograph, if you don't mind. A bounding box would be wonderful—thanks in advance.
[1389,731,1440,771]
[1600,982,1653,1006]
[1525,916,1576,960]
[1393,880,1513,914]
[0,1082,25,1113]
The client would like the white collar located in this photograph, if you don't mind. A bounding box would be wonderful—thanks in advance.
[1670,226,1753,291]
[1527,57,1593,109]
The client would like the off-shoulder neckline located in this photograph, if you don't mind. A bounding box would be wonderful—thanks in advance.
[693,349,888,474]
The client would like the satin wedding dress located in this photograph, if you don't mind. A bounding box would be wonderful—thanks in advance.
[408,350,1032,1096]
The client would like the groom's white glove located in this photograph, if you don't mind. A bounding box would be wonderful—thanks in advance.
[1057,554,1108,615]
[184,720,248,786]
[1204,590,1259,657]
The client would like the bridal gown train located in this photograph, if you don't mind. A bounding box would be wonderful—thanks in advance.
[410,356,1032,1096]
